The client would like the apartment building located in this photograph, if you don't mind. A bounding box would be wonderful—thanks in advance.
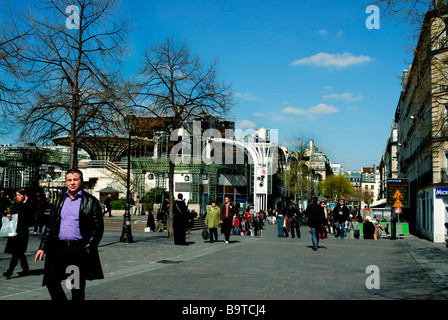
[395,3,448,242]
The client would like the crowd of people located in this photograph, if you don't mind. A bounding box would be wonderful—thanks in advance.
[106,192,386,248]
[1,181,387,300]
[198,196,387,250]
[203,197,264,244]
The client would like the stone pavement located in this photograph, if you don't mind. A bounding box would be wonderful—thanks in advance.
[1,222,448,303]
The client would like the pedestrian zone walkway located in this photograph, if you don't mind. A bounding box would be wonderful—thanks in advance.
[1,222,448,310]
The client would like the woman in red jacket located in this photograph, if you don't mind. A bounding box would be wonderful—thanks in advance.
[232,213,240,235]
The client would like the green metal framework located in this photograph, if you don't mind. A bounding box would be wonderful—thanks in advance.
[0,146,88,189]
[130,157,221,204]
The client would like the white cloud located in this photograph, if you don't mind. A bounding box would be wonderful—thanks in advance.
[234,92,259,101]
[323,92,364,102]
[252,112,265,117]
[271,114,285,121]
[236,120,257,129]
[318,30,343,37]
[318,29,328,36]
[282,103,339,119]
[282,107,308,116]
[290,52,373,69]
[308,103,339,114]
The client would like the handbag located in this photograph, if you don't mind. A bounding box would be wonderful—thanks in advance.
[202,228,210,240]
[0,214,18,238]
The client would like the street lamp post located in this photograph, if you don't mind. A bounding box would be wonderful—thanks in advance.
[120,114,135,243]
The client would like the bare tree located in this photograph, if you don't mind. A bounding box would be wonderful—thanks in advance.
[371,0,434,27]
[282,131,312,207]
[0,3,32,136]
[3,0,132,168]
[132,36,233,238]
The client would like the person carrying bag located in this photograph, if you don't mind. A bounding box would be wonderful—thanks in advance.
[0,214,18,238]
[2,188,32,279]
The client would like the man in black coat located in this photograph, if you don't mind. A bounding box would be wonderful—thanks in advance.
[332,198,350,239]
[104,194,112,217]
[35,169,104,300]
[287,198,301,238]
[173,193,190,245]
[252,212,263,236]
[220,196,236,244]
[305,197,326,251]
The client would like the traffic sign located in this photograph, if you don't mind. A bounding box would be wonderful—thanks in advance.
[393,199,403,208]
[395,207,402,214]
[387,179,409,208]
[393,189,403,199]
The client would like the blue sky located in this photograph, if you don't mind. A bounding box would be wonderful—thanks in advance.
[2,0,416,171]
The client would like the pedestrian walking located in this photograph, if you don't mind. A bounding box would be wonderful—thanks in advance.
[304,197,327,251]
[333,199,350,239]
[240,216,248,236]
[0,189,10,217]
[205,200,220,243]
[252,212,263,236]
[104,194,112,217]
[374,220,384,240]
[187,209,197,234]
[232,213,240,235]
[34,169,104,300]
[173,193,189,245]
[276,197,287,237]
[347,215,360,239]
[277,213,285,237]
[33,189,48,236]
[154,209,164,232]
[318,202,327,240]
[3,188,32,279]
[272,209,277,224]
[288,198,301,238]
[133,195,141,216]
[327,210,333,235]
[220,196,235,244]
[363,216,375,239]
[146,211,156,231]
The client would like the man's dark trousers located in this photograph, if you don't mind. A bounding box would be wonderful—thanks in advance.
[45,240,88,300]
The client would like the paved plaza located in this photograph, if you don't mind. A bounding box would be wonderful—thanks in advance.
[1,221,448,305]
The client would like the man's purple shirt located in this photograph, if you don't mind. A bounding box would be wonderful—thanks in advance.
[58,189,83,241]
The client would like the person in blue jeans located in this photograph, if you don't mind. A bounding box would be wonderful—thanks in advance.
[277,213,285,237]
[332,199,350,239]
[305,197,327,251]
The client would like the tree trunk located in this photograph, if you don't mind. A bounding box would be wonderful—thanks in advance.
[167,160,175,238]
[69,126,78,169]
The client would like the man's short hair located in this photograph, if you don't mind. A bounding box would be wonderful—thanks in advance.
[66,169,84,182]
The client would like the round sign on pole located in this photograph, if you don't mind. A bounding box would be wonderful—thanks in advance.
[395,207,402,214]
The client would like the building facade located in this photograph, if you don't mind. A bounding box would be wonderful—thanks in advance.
[378,121,399,200]
[394,4,448,242]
